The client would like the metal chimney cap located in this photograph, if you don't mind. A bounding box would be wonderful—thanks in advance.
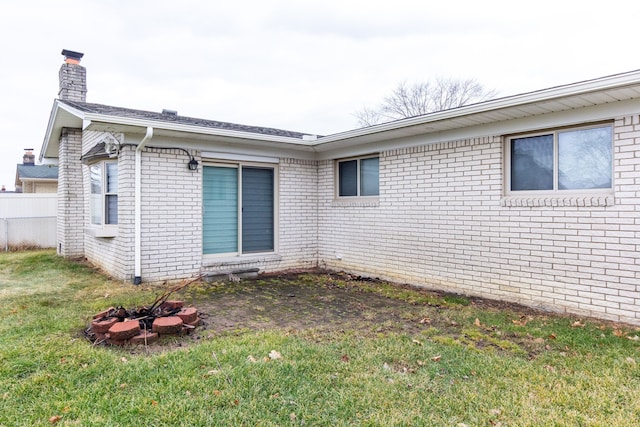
[61,49,84,61]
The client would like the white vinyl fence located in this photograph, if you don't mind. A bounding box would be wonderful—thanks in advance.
[0,194,57,251]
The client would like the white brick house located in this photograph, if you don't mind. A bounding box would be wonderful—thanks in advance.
[41,50,640,324]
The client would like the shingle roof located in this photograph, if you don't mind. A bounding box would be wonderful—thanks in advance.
[16,164,58,180]
[60,100,313,139]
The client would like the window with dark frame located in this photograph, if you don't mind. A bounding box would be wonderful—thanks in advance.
[508,125,612,193]
[337,156,379,197]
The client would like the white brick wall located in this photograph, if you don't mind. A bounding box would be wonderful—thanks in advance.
[81,131,131,280]
[80,136,202,282]
[57,128,84,257]
[318,120,640,325]
[276,158,318,270]
[138,147,201,282]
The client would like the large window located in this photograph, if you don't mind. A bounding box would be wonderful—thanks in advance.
[90,161,118,226]
[337,155,379,197]
[507,124,612,193]
[202,164,275,255]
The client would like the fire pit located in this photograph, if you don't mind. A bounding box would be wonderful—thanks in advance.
[85,276,204,346]
[86,300,202,346]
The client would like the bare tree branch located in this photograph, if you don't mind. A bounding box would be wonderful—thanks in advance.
[354,78,497,127]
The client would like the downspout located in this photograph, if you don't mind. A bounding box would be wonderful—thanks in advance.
[134,126,153,285]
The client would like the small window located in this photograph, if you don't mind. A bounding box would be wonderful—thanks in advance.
[337,156,379,197]
[507,125,612,193]
[90,161,118,226]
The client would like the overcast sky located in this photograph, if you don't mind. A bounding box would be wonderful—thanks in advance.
[1,0,639,190]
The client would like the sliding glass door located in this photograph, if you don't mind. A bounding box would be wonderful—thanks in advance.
[203,164,275,255]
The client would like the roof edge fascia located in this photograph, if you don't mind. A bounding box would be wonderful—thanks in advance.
[19,178,58,182]
[82,113,314,147]
[39,99,61,162]
[39,99,86,162]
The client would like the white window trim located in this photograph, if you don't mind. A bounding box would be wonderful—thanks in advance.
[201,151,280,164]
[202,160,279,261]
[504,123,614,197]
[335,154,380,200]
[86,160,118,238]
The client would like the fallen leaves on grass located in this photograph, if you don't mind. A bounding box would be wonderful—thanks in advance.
[474,318,482,327]
[571,320,585,328]
[269,350,282,360]
[431,355,441,362]
[412,339,423,346]
[49,415,62,424]
[512,317,528,326]
[247,351,282,363]
[341,354,350,362]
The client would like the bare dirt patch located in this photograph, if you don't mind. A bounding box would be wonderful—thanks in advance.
[196,276,431,336]
[187,273,542,345]
[116,271,623,358]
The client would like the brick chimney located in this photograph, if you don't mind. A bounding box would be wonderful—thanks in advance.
[23,149,35,165]
[59,49,86,102]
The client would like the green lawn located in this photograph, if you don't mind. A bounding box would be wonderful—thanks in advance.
[1,250,639,426]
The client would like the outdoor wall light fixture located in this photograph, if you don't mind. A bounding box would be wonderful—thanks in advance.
[147,146,199,171]
[188,157,199,171]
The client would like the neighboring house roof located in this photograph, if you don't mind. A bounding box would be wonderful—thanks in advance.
[40,69,640,162]
[16,164,58,180]
[15,164,58,190]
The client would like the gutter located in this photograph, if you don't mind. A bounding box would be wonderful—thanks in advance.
[134,126,153,284]
[82,114,312,146]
